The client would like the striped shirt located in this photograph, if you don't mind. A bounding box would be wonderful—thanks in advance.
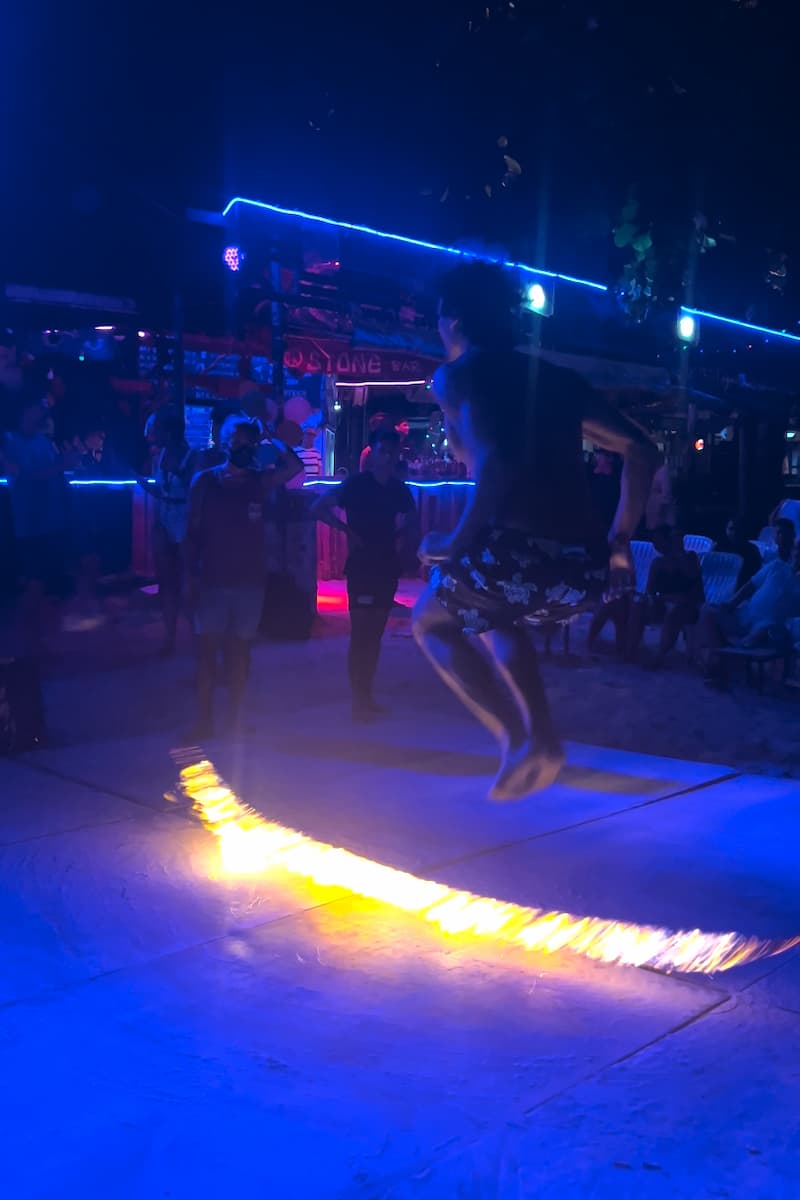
[297,447,322,477]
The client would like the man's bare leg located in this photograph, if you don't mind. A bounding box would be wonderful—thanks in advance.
[485,627,565,800]
[413,585,526,755]
[413,587,562,799]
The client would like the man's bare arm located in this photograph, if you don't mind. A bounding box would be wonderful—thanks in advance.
[183,473,206,580]
[448,449,504,555]
[581,392,659,544]
[310,486,348,534]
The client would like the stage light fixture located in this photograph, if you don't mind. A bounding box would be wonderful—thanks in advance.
[677,313,699,344]
[222,245,245,272]
[525,282,553,315]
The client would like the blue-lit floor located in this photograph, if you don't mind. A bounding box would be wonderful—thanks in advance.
[1,624,799,1198]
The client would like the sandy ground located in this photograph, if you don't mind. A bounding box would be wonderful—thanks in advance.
[6,579,799,779]
[3,581,800,1198]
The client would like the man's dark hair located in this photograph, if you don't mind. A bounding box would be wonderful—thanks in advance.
[775,517,795,542]
[437,261,520,350]
[369,427,400,450]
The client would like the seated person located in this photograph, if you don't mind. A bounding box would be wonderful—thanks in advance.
[710,518,800,652]
[586,584,630,658]
[714,516,762,588]
[626,526,704,666]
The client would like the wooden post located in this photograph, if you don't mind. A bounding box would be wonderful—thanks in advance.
[270,256,285,421]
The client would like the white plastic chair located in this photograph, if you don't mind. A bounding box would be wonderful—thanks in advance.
[701,551,742,606]
[683,534,712,557]
[631,540,657,595]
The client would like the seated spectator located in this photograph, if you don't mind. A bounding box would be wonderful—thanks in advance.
[626,526,704,667]
[587,585,630,658]
[709,518,800,653]
[1,397,76,649]
[714,516,762,588]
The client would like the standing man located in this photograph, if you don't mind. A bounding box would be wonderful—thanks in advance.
[296,425,323,480]
[313,429,417,721]
[1,398,75,650]
[184,414,302,737]
[413,262,658,800]
[145,406,198,657]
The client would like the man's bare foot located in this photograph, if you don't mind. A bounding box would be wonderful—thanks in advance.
[489,740,565,802]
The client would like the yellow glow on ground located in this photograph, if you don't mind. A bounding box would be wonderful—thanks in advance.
[176,755,800,976]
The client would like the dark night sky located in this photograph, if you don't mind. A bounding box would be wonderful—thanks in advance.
[3,0,797,324]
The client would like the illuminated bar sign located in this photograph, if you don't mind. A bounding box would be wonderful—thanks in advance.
[283,340,436,381]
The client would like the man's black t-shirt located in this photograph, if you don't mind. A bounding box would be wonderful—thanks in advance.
[334,472,415,578]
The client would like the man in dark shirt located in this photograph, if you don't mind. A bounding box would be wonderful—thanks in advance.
[714,516,762,589]
[185,414,302,736]
[313,429,417,720]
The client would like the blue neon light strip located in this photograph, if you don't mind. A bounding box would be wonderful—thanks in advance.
[222,197,608,293]
[0,476,473,491]
[0,478,156,488]
[681,306,800,346]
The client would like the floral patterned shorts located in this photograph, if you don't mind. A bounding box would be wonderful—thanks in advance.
[430,527,607,635]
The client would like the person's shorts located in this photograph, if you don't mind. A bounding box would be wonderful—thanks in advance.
[346,572,398,612]
[643,595,700,626]
[194,586,263,639]
[16,533,70,597]
[430,527,606,635]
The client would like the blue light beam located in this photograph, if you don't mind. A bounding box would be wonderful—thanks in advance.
[221,197,608,293]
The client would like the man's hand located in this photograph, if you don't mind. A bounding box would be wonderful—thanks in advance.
[418,530,454,564]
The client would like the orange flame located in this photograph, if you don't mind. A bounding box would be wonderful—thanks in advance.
[176,755,800,976]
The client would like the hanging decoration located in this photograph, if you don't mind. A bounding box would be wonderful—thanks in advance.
[612,191,657,323]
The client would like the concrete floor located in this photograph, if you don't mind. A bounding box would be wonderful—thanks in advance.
[2,607,800,1198]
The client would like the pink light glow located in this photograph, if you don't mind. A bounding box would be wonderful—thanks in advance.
[336,379,428,389]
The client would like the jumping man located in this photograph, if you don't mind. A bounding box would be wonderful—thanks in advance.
[413,262,658,801]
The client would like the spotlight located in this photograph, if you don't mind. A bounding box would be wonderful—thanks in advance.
[222,245,245,272]
[525,282,552,315]
[693,437,705,453]
[677,314,698,343]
